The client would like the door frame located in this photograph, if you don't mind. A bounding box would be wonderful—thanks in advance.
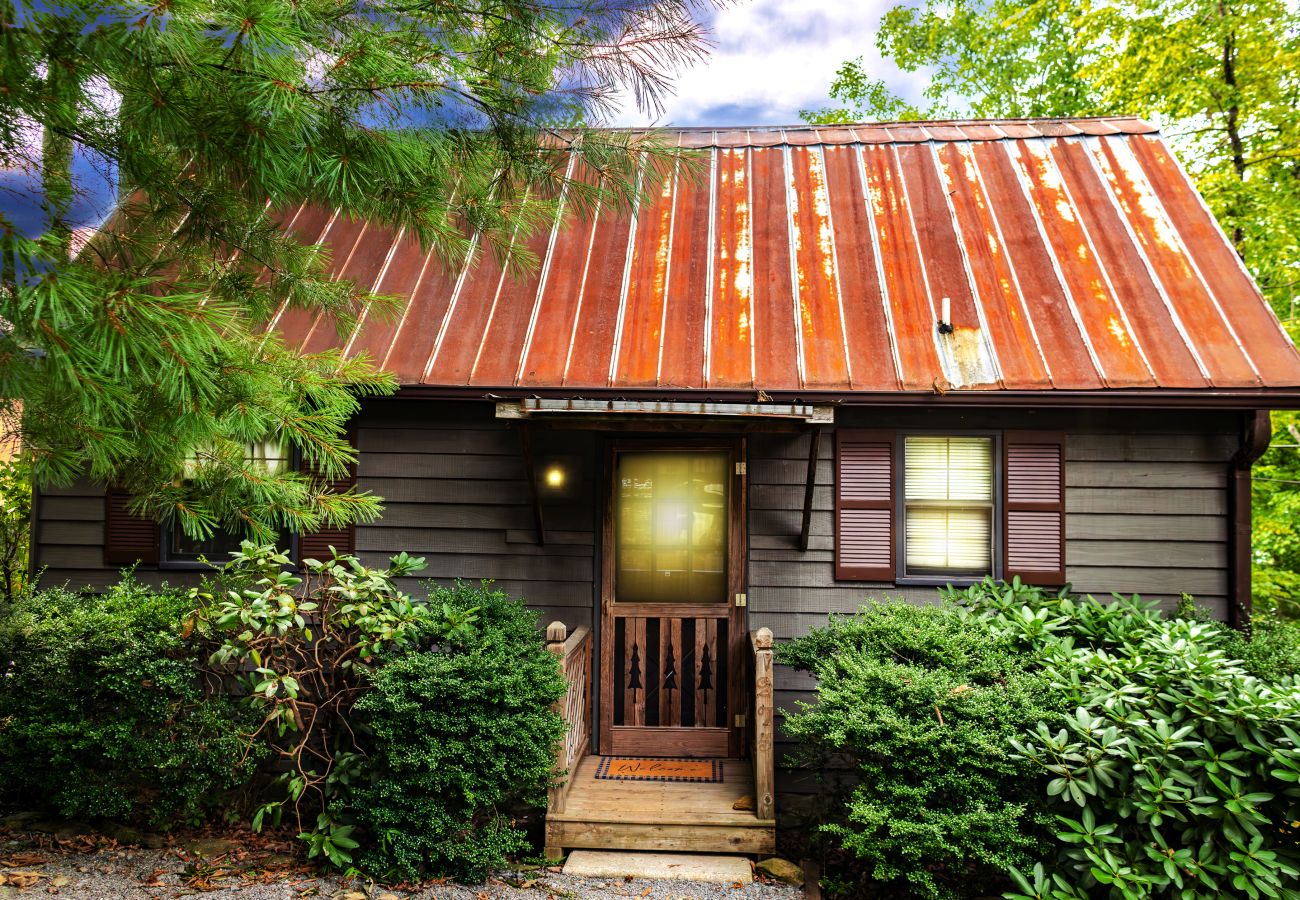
[597,436,748,758]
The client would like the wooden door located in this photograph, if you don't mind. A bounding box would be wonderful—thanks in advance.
[599,439,747,758]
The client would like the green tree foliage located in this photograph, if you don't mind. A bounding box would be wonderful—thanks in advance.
[780,599,1065,900]
[0,576,259,827]
[1255,409,1300,619]
[348,580,567,882]
[801,0,1300,317]
[1,0,717,541]
[0,454,31,604]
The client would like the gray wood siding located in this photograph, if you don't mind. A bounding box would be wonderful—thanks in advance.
[751,408,1239,768]
[33,402,1239,668]
[352,402,598,629]
[32,479,187,591]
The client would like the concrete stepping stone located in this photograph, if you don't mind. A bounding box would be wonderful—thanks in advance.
[562,850,753,884]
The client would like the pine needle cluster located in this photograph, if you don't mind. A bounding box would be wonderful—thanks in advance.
[0,0,718,540]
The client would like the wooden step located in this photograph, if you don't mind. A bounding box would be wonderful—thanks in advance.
[545,756,776,856]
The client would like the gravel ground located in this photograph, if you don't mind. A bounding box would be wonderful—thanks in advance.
[0,831,803,900]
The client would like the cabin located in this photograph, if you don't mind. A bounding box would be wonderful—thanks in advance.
[31,118,1300,858]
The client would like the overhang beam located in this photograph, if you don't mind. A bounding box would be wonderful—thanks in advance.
[496,399,834,422]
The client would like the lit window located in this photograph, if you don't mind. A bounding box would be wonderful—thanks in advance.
[168,439,293,564]
[903,436,993,578]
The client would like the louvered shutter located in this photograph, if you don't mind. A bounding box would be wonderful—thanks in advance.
[835,429,895,581]
[104,488,160,566]
[298,430,358,563]
[1003,431,1066,585]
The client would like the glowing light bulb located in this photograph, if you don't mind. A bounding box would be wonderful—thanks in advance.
[544,465,565,488]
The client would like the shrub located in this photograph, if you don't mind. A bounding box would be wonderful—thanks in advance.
[348,581,567,883]
[780,600,1067,900]
[192,542,471,866]
[0,576,256,827]
[1236,617,1300,682]
[950,580,1300,900]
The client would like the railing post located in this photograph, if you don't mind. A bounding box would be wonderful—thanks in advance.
[752,627,775,821]
[547,620,568,655]
[546,621,569,816]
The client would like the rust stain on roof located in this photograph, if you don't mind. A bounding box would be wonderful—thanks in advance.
[267,117,1300,394]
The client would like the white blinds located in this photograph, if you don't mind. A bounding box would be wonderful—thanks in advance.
[905,508,992,573]
[904,436,993,576]
[183,439,291,477]
[904,436,993,501]
[246,439,291,474]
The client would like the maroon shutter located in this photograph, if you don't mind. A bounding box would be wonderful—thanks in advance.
[104,488,160,566]
[1003,431,1066,585]
[298,431,358,563]
[835,429,895,581]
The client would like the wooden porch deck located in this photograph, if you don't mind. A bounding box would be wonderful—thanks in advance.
[542,623,777,859]
[544,756,776,855]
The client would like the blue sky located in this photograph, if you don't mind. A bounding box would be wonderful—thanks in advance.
[610,0,929,127]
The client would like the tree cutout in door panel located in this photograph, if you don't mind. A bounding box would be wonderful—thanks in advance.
[699,642,713,701]
[628,641,642,697]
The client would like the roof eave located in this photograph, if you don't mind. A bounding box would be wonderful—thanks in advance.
[391,385,1300,410]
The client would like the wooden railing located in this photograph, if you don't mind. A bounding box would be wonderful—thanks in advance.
[750,627,775,821]
[546,621,593,816]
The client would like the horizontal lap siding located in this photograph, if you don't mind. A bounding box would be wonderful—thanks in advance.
[748,411,1237,796]
[34,479,187,591]
[34,402,599,628]
[354,402,597,629]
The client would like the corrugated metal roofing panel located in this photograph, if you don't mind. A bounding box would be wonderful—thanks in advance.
[268,118,1300,395]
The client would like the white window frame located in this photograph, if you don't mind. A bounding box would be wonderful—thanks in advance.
[894,431,1002,585]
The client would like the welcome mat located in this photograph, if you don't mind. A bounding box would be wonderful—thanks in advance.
[594,757,724,783]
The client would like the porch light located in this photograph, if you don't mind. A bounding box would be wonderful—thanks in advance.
[543,464,566,489]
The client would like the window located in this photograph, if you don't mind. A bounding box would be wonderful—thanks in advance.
[615,451,728,603]
[835,428,1064,586]
[163,439,294,566]
[901,435,994,579]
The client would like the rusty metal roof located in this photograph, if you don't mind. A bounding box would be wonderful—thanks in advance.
[267,117,1300,398]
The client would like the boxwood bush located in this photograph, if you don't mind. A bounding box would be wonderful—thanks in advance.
[347,581,567,883]
[0,577,258,827]
[780,599,1068,900]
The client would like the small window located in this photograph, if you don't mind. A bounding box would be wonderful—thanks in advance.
[164,439,294,566]
[902,436,994,579]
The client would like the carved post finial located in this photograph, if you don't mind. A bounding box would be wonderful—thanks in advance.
[754,627,774,650]
[546,621,567,650]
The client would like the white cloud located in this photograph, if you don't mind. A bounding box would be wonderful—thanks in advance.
[608,0,932,127]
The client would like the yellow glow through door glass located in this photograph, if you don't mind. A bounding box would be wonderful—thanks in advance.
[615,452,728,603]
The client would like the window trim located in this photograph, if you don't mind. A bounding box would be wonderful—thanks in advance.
[893,430,1003,587]
[158,525,299,570]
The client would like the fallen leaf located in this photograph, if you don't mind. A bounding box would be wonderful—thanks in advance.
[4,870,45,888]
[2,853,48,868]
[641,888,652,897]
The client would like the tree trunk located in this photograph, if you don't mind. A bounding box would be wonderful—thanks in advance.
[1219,3,1246,249]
